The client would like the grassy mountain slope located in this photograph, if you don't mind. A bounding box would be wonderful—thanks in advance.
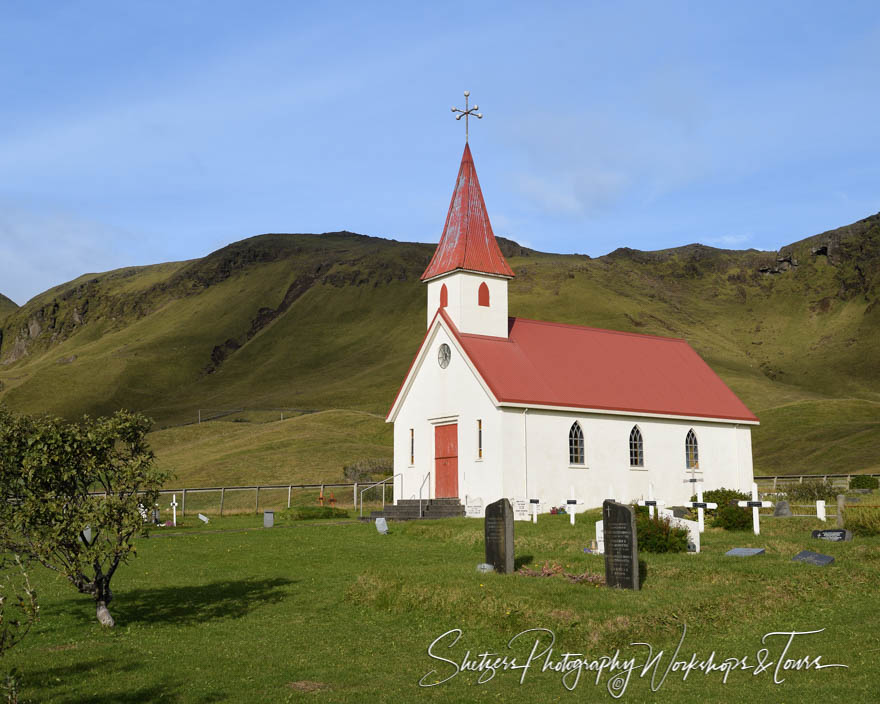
[1,214,879,480]
[0,292,17,324]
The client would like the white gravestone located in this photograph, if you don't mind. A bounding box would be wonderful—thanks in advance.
[530,498,540,524]
[465,498,484,519]
[670,516,700,553]
[513,499,530,522]
[198,513,210,524]
[737,482,773,536]
[816,500,826,522]
[595,520,604,554]
[375,517,389,535]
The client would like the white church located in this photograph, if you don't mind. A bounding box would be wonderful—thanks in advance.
[386,142,758,514]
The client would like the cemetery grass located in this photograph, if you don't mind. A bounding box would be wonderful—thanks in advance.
[6,513,878,703]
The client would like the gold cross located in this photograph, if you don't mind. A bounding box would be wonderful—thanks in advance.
[451,90,483,143]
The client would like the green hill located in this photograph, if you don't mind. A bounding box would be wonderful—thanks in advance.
[0,292,17,324]
[1,213,879,481]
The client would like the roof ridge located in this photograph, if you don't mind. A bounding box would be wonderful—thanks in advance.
[509,316,687,343]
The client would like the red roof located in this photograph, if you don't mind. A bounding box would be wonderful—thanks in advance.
[421,144,515,281]
[452,316,758,422]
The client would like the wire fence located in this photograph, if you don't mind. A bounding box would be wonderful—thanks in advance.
[755,473,880,492]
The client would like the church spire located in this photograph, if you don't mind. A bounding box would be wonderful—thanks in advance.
[421,142,515,281]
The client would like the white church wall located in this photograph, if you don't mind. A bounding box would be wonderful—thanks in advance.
[498,407,754,510]
[426,272,508,337]
[392,323,501,504]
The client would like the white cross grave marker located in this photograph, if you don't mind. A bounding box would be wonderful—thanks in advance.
[530,498,539,524]
[171,494,178,527]
[737,482,772,535]
[688,483,718,533]
[564,491,582,526]
[637,483,665,518]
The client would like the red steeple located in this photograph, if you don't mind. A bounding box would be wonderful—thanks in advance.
[421,144,515,281]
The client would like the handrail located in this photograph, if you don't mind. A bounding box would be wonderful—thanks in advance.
[359,474,402,518]
[418,472,431,518]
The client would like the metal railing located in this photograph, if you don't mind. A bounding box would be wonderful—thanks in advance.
[418,472,431,518]
[359,473,402,518]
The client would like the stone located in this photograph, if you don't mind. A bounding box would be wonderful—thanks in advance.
[845,497,861,503]
[81,526,92,545]
[811,529,852,542]
[773,500,792,517]
[670,506,690,519]
[792,550,835,567]
[484,499,514,574]
[375,517,389,535]
[602,501,639,590]
[725,548,765,557]
[465,498,484,519]
[263,511,274,528]
[852,488,871,495]
[198,513,210,524]
[513,499,530,521]
[476,563,495,573]
[595,520,604,554]
[669,516,700,553]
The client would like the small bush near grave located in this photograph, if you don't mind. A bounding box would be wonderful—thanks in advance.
[782,480,838,503]
[714,504,752,531]
[691,488,749,517]
[844,507,880,536]
[850,476,879,491]
[633,507,688,553]
[284,506,349,521]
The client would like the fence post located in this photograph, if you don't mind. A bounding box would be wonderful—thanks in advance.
[220,487,225,517]
[799,475,804,484]
[836,494,845,528]
[847,474,851,489]
[773,476,777,491]
[182,489,186,518]
[288,485,292,509]
[255,487,260,514]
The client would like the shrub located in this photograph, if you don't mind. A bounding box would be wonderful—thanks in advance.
[844,507,880,537]
[851,476,879,491]
[782,480,838,503]
[714,504,752,531]
[690,488,749,517]
[283,506,349,521]
[343,458,393,483]
[634,509,688,553]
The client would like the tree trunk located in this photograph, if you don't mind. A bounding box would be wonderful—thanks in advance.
[96,600,115,627]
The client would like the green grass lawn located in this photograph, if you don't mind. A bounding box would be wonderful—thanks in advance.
[6,511,878,702]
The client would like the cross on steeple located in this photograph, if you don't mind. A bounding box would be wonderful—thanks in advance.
[451,90,482,143]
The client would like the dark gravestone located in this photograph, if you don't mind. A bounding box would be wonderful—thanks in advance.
[485,499,514,574]
[602,500,639,590]
[793,550,835,566]
[812,529,852,542]
[726,547,765,557]
[670,506,690,518]
[773,500,792,517]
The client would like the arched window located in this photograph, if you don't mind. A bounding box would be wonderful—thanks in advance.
[440,283,448,308]
[629,426,644,467]
[478,282,490,307]
[569,422,584,465]
[685,429,699,469]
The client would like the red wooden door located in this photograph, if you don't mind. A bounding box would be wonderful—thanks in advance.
[434,424,459,498]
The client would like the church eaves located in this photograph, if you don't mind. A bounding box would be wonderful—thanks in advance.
[421,143,516,281]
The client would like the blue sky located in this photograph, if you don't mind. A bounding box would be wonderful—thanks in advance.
[1,1,878,305]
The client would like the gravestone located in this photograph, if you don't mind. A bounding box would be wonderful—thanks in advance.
[375,517,389,535]
[595,520,604,554]
[81,526,93,545]
[774,500,792,517]
[263,511,274,528]
[602,500,639,590]
[812,528,852,542]
[853,488,871,495]
[513,499,530,522]
[671,506,690,519]
[670,516,700,553]
[792,550,835,566]
[484,499,514,574]
[476,563,494,573]
[198,513,210,524]
[465,498,484,519]
[725,547,765,557]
